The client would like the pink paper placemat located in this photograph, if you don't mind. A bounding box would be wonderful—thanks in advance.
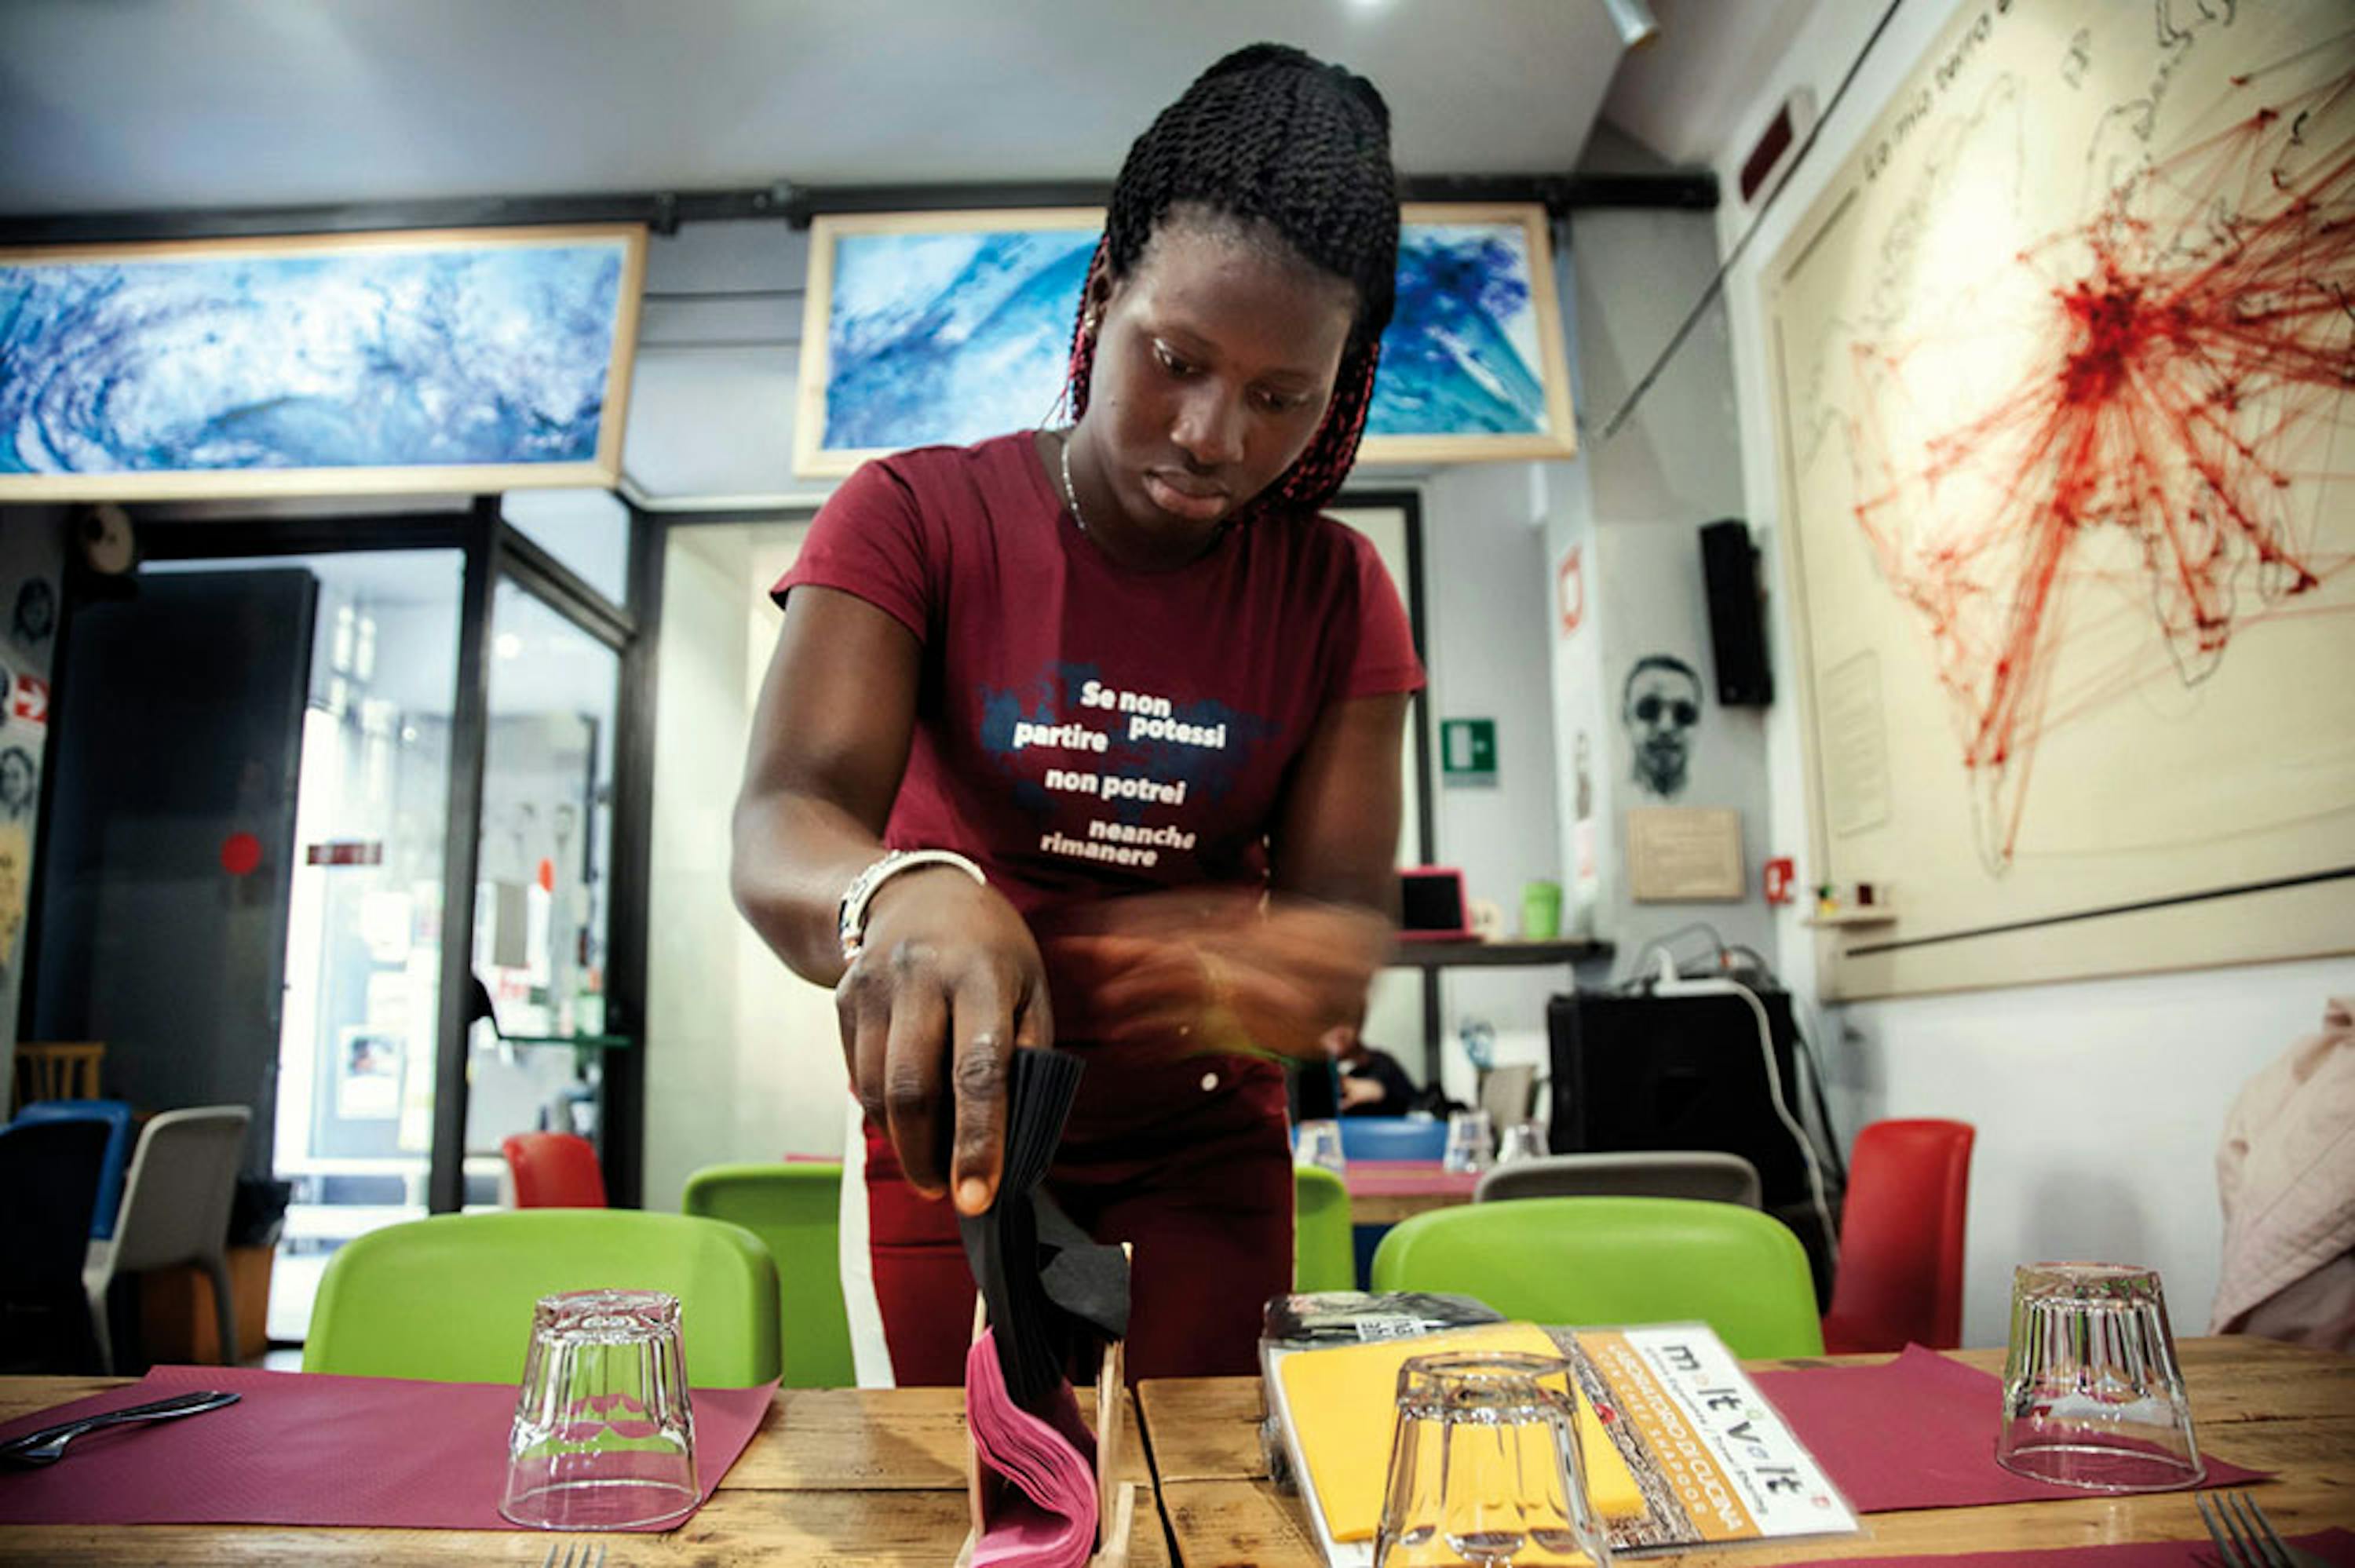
[0,1363,777,1531]
[1754,1344,2268,1514]
[1344,1161,1482,1198]
[1768,1529,2355,1567]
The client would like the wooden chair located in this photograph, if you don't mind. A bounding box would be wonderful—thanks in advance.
[13,1041,104,1112]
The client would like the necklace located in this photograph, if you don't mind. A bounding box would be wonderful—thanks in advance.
[1057,429,1090,534]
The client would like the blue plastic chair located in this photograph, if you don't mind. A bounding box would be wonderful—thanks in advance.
[1337,1115,1448,1162]
[13,1099,136,1238]
[0,1117,111,1369]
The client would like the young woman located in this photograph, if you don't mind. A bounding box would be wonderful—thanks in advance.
[732,43,1418,1384]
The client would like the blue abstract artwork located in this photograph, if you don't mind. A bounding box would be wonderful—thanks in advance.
[804,210,1565,472]
[1368,222,1548,439]
[820,228,1098,452]
[0,235,633,483]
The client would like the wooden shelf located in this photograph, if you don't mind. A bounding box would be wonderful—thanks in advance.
[496,1034,635,1050]
[1386,939,1612,971]
[1804,909,1896,928]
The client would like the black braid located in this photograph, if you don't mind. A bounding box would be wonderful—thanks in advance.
[1063,43,1399,520]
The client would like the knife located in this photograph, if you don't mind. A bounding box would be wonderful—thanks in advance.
[0,1389,242,1465]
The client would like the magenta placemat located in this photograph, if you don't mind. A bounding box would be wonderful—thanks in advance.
[1754,1344,2268,1514]
[1769,1530,2355,1567]
[1344,1161,1481,1198]
[0,1363,777,1530]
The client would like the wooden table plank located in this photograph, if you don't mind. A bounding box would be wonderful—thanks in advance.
[1134,1377,1269,1484]
[0,1486,1172,1568]
[1348,1191,1470,1226]
[1140,1339,2355,1566]
[728,1386,966,1489]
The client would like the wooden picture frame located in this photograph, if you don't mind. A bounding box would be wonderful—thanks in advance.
[0,224,647,500]
[794,201,1575,479]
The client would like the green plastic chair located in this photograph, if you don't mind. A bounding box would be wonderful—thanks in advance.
[681,1161,856,1389]
[1370,1195,1826,1358]
[1294,1164,1355,1293]
[303,1210,782,1386]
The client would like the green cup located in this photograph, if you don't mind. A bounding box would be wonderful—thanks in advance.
[1521,880,1563,941]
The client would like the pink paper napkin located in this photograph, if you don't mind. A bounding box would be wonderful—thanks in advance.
[966,1330,1099,1568]
[0,1362,776,1530]
[1765,1530,2355,1567]
[1754,1344,2268,1514]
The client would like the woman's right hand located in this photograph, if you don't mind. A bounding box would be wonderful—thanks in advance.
[834,867,1054,1216]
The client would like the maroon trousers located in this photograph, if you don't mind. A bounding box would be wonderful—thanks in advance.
[857,1052,1294,1385]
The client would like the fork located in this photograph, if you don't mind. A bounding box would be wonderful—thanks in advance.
[539,1544,608,1568]
[2195,1490,2328,1567]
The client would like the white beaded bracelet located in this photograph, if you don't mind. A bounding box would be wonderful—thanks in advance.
[836,848,988,961]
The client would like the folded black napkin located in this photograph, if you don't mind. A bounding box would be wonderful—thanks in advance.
[958,1048,1130,1409]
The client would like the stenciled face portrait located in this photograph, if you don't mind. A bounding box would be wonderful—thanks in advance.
[1623,655,1703,798]
[0,746,34,819]
[11,579,55,647]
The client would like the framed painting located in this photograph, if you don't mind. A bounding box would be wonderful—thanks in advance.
[794,201,1574,479]
[0,224,646,500]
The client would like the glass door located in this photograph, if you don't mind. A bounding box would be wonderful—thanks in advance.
[464,576,623,1200]
[134,549,466,1342]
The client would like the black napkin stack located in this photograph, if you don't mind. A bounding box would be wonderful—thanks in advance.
[958,1048,1130,1409]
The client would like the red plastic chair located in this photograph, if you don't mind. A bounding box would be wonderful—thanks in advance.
[1820,1118,1974,1352]
[500,1132,608,1209]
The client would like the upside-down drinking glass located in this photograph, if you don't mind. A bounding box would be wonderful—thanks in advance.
[498,1289,699,1530]
[1375,1351,1613,1568]
[1995,1263,2204,1493]
[1442,1110,1495,1175]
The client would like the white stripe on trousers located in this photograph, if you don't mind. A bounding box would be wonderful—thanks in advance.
[837,1094,896,1388]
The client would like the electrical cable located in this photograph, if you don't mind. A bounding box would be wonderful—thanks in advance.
[1651,954,1840,1268]
[1789,1023,1849,1191]
[1616,921,1729,990]
[1595,0,1912,442]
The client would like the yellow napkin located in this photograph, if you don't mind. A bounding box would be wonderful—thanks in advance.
[1276,1322,1639,1541]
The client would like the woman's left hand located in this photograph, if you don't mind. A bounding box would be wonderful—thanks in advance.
[1050,891,1389,1063]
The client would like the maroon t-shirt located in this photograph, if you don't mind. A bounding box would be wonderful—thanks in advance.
[775,431,1422,1043]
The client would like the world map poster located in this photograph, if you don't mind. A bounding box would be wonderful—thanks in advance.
[1769,0,2355,996]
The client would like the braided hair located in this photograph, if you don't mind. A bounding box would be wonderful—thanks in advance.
[1063,43,1400,521]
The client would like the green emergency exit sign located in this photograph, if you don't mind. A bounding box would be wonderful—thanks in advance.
[1440,718,1497,785]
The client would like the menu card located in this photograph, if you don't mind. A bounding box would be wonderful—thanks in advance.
[1561,1325,1859,1552]
[1263,1317,1857,1563]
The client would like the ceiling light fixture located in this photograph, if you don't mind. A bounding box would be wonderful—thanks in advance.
[1603,0,1660,49]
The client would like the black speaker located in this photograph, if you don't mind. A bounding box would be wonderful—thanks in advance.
[1700,519,1773,706]
[1544,990,1807,1204]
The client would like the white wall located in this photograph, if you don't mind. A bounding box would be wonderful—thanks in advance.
[1416,461,1568,1105]
[1543,201,1778,977]
[1702,0,2355,1344]
[643,521,845,1211]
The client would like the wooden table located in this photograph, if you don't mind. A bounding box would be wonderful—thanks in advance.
[1136,1336,2355,1565]
[0,1379,1167,1566]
